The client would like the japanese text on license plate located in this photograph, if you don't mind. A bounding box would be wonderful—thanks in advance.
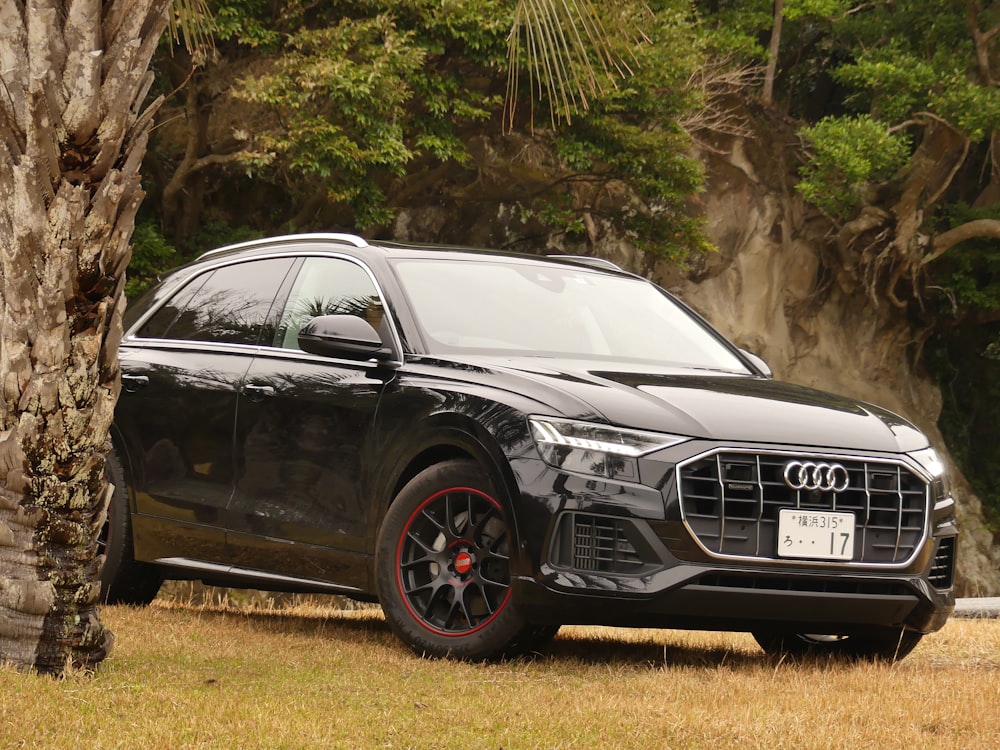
[777,509,856,561]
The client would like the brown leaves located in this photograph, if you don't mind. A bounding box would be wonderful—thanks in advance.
[58,134,100,189]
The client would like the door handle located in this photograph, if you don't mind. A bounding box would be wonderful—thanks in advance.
[121,374,149,393]
[242,383,275,402]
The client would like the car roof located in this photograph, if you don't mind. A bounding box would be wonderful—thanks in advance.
[193,233,627,274]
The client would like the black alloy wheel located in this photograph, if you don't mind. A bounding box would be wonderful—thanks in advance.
[752,628,923,662]
[376,460,550,660]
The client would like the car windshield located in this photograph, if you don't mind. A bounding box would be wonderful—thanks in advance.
[391,257,750,372]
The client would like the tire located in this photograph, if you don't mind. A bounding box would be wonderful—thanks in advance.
[376,460,545,660]
[99,450,162,605]
[752,628,923,662]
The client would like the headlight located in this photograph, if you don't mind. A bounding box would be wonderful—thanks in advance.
[908,446,950,498]
[909,446,945,479]
[528,417,689,481]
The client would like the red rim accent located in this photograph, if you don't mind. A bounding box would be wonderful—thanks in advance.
[395,485,512,638]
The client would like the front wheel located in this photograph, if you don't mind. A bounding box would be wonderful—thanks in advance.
[376,460,541,660]
[752,628,923,662]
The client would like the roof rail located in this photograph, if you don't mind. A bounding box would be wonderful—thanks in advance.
[197,232,369,260]
[547,254,624,272]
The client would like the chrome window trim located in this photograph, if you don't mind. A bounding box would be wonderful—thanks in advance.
[123,248,406,365]
[675,446,932,570]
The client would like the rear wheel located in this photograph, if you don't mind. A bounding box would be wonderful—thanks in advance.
[752,628,923,662]
[99,450,162,605]
[376,460,548,660]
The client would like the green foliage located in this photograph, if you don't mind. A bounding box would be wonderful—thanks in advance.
[784,0,851,20]
[927,328,1000,520]
[128,220,262,298]
[777,0,1000,214]
[694,0,850,61]
[211,0,285,47]
[538,2,709,259]
[227,0,708,253]
[515,196,587,239]
[693,0,772,59]
[127,222,180,299]
[833,42,1000,141]
[930,204,1000,313]
[932,74,1000,143]
[236,1,511,227]
[187,218,262,256]
[832,47,938,123]
[796,115,910,217]
[237,14,425,226]
[924,205,1000,519]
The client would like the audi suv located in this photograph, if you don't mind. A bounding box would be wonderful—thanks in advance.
[102,233,957,661]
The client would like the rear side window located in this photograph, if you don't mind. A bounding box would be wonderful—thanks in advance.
[137,258,295,345]
[273,257,383,349]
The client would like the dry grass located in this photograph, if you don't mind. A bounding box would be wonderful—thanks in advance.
[2,593,999,749]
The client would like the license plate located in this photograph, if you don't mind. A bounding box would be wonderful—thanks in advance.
[777,509,856,561]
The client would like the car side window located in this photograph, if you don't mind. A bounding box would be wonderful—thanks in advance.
[273,257,383,350]
[137,258,295,345]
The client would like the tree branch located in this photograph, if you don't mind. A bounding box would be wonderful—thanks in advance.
[967,0,998,86]
[923,218,1000,265]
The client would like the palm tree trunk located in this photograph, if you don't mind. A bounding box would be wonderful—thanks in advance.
[0,0,170,675]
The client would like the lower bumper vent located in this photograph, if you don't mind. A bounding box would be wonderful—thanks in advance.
[929,536,956,590]
[550,513,655,574]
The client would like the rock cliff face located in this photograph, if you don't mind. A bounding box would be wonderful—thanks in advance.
[390,122,1000,596]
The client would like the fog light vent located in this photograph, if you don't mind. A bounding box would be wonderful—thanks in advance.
[552,513,647,573]
[929,536,956,590]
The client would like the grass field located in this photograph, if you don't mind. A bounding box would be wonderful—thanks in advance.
[2,593,998,749]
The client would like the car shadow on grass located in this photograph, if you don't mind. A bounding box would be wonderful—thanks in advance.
[541,632,765,669]
[149,598,773,669]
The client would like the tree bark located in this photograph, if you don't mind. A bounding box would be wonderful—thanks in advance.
[0,0,170,675]
[762,0,783,105]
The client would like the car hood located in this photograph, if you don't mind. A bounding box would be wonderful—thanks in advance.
[447,356,928,454]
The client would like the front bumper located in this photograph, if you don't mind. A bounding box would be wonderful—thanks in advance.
[507,448,957,636]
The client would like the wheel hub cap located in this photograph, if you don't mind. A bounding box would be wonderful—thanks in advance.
[453,550,474,575]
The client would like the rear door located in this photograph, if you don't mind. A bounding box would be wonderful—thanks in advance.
[116,257,296,564]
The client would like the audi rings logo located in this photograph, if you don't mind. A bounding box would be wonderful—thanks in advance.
[782,460,850,493]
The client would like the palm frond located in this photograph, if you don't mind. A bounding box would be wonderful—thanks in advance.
[505,0,650,132]
[167,0,217,62]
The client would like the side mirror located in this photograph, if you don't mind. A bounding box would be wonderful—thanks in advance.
[298,315,394,363]
[739,349,772,379]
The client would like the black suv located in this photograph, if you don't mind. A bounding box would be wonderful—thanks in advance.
[103,233,957,661]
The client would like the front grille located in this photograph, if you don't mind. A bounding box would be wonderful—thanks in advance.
[929,536,956,590]
[551,513,648,573]
[678,451,928,564]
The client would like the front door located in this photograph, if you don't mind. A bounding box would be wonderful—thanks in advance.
[227,256,392,588]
